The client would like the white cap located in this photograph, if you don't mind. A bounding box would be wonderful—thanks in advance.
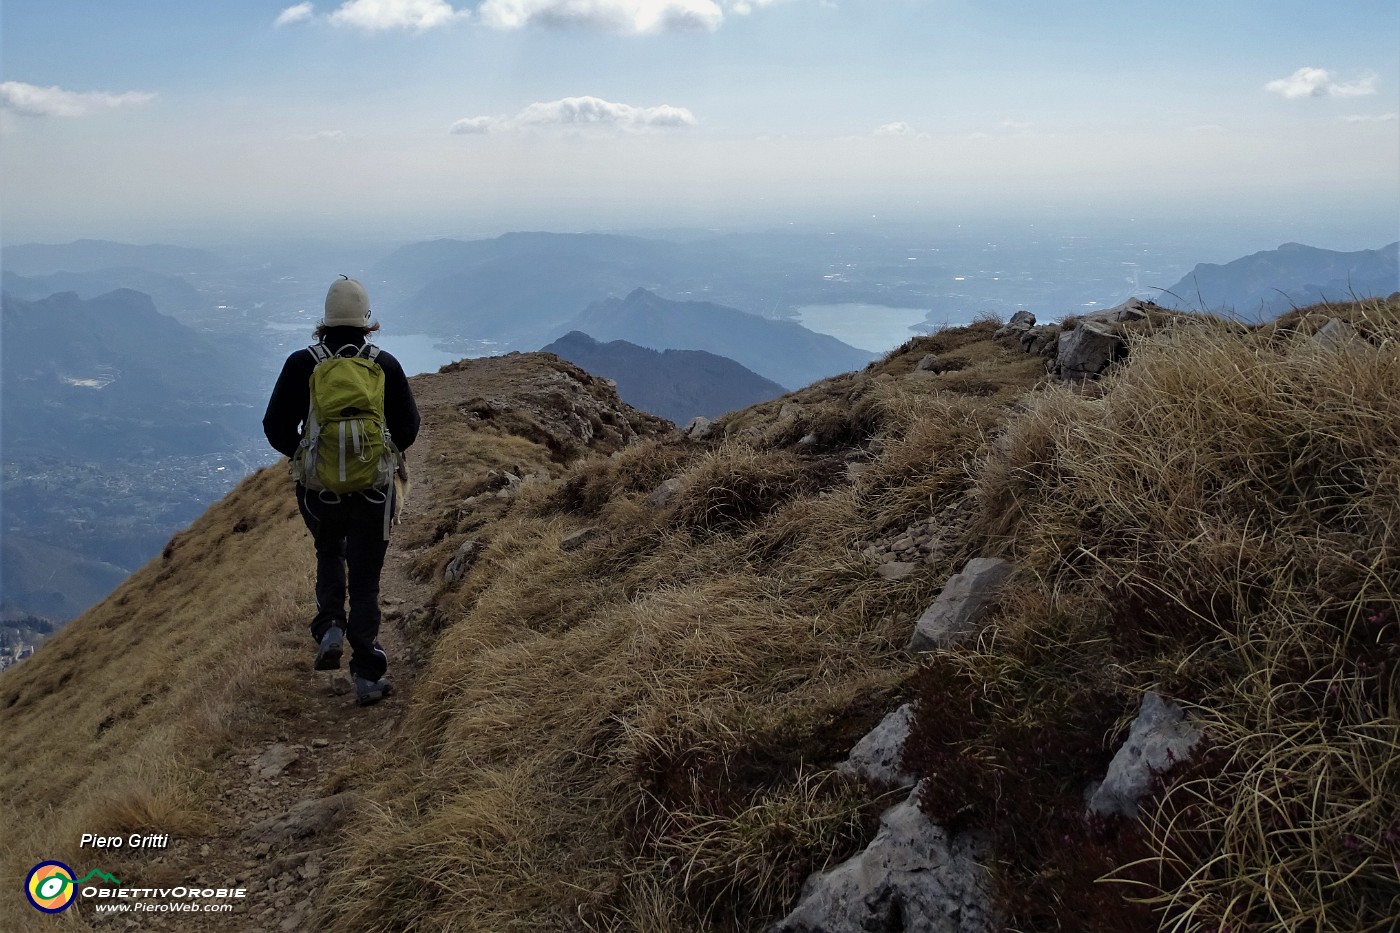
[323,276,371,327]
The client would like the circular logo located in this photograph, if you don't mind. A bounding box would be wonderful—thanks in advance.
[25,861,77,913]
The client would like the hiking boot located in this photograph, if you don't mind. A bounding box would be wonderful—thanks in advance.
[354,675,393,706]
[314,625,344,671]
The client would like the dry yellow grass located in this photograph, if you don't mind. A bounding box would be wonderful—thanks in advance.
[0,464,314,931]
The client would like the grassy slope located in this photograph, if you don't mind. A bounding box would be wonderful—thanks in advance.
[0,351,667,930]
[0,463,313,927]
[914,300,1400,930]
[4,303,1396,932]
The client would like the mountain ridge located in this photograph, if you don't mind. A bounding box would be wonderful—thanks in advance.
[559,287,876,390]
[540,329,787,424]
[2,239,226,277]
[2,268,204,320]
[1158,240,1398,320]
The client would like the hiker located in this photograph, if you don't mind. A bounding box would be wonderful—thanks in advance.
[263,276,420,706]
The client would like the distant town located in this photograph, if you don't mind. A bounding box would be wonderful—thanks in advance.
[0,642,36,672]
[0,614,60,672]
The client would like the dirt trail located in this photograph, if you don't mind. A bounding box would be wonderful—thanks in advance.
[89,445,439,933]
[75,356,663,932]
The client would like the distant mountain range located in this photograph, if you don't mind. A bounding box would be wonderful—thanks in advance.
[555,288,876,391]
[2,239,226,276]
[1158,241,1399,320]
[2,287,264,620]
[372,231,773,342]
[2,288,256,458]
[3,268,204,319]
[541,331,787,424]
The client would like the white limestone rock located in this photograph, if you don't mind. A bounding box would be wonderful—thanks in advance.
[772,784,995,933]
[1087,691,1202,819]
[837,704,917,788]
[907,558,1013,652]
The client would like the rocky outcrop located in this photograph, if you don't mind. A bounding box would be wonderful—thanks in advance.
[1082,297,1153,324]
[993,299,1169,379]
[445,540,481,583]
[837,703,917,788]
[1087,691,1202,819]
[445,353,675,456]
[682,416,715,440]
[993,309,1036,338]
[1313,317,1361,350]
[244,793,354,845]
[772,785,995,933]
[907,557,1013,652]
[1053,320,1126,380]
[877,561,918,581]
[1019,324,1060,357]
[776,704,994,932]
[646,477,682,508]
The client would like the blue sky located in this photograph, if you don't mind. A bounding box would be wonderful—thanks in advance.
[2,0,1397,244]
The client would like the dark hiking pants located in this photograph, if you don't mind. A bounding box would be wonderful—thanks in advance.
[296,484,390,681]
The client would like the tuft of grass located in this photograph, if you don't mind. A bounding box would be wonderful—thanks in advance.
[669,443,824,533]
[629,768,879,925]
[89,783,212,839]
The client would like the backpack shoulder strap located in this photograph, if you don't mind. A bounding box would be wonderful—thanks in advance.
[361,344,381,363]
[307,343,331,364]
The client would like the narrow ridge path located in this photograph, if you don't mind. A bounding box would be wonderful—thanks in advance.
[92,444,439,933]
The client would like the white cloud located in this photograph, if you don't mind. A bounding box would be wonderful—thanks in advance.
[450,95,697,134]
[1265,67,1379,99]
[518,96,696,127]
[282,0,793,34]
[0,81,155,118]
[514,95,696,128]
[729,0,792,13]
[1326,74,1380,98]
[875,121,913,136]
[328,0,465,30]
[1341,112,1397,123]
[477,0,798,33]
[449,115,500,134]
[276,3,316,25]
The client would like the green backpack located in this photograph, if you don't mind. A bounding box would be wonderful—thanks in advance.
[295,343,399,496]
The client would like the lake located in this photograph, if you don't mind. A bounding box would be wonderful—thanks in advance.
[793,304,939,353]
[380,334,469,376]
[264,324,472,376]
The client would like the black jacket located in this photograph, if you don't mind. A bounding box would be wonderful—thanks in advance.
[263,328,421,460]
